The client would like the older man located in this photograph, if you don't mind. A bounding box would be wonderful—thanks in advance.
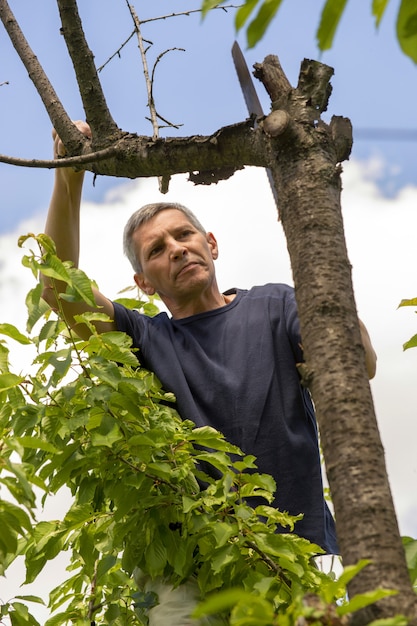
[43,123,376,559]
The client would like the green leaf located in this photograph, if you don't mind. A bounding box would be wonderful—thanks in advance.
[398,297,417,307]
[14,436,58,454]
[38,319,64,344]
[322,559,370,603]
[403,536,417,584]
[145,534,168,577]
[317,0,349,51]
[0,373,25,391]
[66,266,97,307]
[39,255,71,282]
[403,333,417,350]
[193,587,249,617]
[13,596,44,605]
[201,0,226,17]
[0,515,18,555]
[372,0,391,27]
[0,323,31,345]
[247,0,284,48]
[211,543,238,574]
[235,0,259,32]
[212,522,236,547]
[113,297,147,310]
[397,0,417,63]
[90,422,123,447]
[0,500,33,533]
[26,284,50,333]
[337,588,397,616]
[44,611,73,626]
[142,301,161,317]
[20,233,56,256]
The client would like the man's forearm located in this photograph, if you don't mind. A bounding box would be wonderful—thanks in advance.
[359,319,377,380]
[44,169,85,269]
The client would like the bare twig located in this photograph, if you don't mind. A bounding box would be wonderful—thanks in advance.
[0,144,120,169]
[125,1,174,193]
[125,1,158,140]
[140,4,243,25]
[97,5,242,73]
[149,48,185,131]
[97,30,137,73]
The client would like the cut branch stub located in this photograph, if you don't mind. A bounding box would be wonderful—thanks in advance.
[297,58,334,115]
[330,115,353,162]
[262,110,290,137]
[254,55,335,127]
[253,54,292,107]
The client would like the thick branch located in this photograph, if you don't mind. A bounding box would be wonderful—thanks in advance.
[0,0,87,154]
[57,0,118,139]
[89,121,268,179]
[0,121,267,177]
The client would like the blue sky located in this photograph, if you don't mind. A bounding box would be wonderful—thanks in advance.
[1,1,417,619]
[0,0,416,233]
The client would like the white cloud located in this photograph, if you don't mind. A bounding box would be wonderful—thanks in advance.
[1,161,416,618]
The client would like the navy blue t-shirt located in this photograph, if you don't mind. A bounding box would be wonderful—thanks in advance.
[113,283,338,554]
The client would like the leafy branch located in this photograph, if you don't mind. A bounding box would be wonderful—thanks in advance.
[0,234,409,625]
[398,298,417,351]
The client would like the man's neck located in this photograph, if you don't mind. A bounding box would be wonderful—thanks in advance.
[163,290,235,320]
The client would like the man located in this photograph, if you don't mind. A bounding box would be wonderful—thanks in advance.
[43,122,376,556]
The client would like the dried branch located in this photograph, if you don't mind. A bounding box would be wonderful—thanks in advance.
[56,0,118,139]
[0,0,87,154]
[97,5,242,73]
[139,4,243,25]
[126,1,159,141]
[0,144,121,169]
[126,1,181,193]
[97,31,137,73]
[149,48,185,130]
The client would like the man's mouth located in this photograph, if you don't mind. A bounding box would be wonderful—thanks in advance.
[176,262,200,279]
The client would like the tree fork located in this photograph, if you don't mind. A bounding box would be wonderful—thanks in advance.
[254,55,417,622]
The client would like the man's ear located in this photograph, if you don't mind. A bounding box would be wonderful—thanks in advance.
[134,273,156,296]
[206,232,219,260]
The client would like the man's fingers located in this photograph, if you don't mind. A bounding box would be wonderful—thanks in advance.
[52,120,92,158]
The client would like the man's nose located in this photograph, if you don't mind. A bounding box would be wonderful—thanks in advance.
[169,239,187,260]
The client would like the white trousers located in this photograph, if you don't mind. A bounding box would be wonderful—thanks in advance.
[135,569,228,626]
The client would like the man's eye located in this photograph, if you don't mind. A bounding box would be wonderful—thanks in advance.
[149,246,162,257]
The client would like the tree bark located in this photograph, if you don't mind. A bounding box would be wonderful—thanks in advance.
[254,55,417,623]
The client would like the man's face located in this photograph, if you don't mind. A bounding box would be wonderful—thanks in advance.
[132,209,219,306]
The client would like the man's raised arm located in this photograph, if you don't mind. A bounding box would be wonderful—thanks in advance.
[42,121,116,338]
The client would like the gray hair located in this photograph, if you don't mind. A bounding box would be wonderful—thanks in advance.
[123,202,206,273]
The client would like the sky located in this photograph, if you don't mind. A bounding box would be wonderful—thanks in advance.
[1,0,417,621]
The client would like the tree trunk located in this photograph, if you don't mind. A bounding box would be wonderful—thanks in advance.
[254,55,417,623]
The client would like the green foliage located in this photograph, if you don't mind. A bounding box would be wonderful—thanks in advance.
[397,0,417,63]
[403,536,417,590]
[0,234,408,624]
[398,298,417,350]
[316,0,349,51]
[202,0,417,62]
